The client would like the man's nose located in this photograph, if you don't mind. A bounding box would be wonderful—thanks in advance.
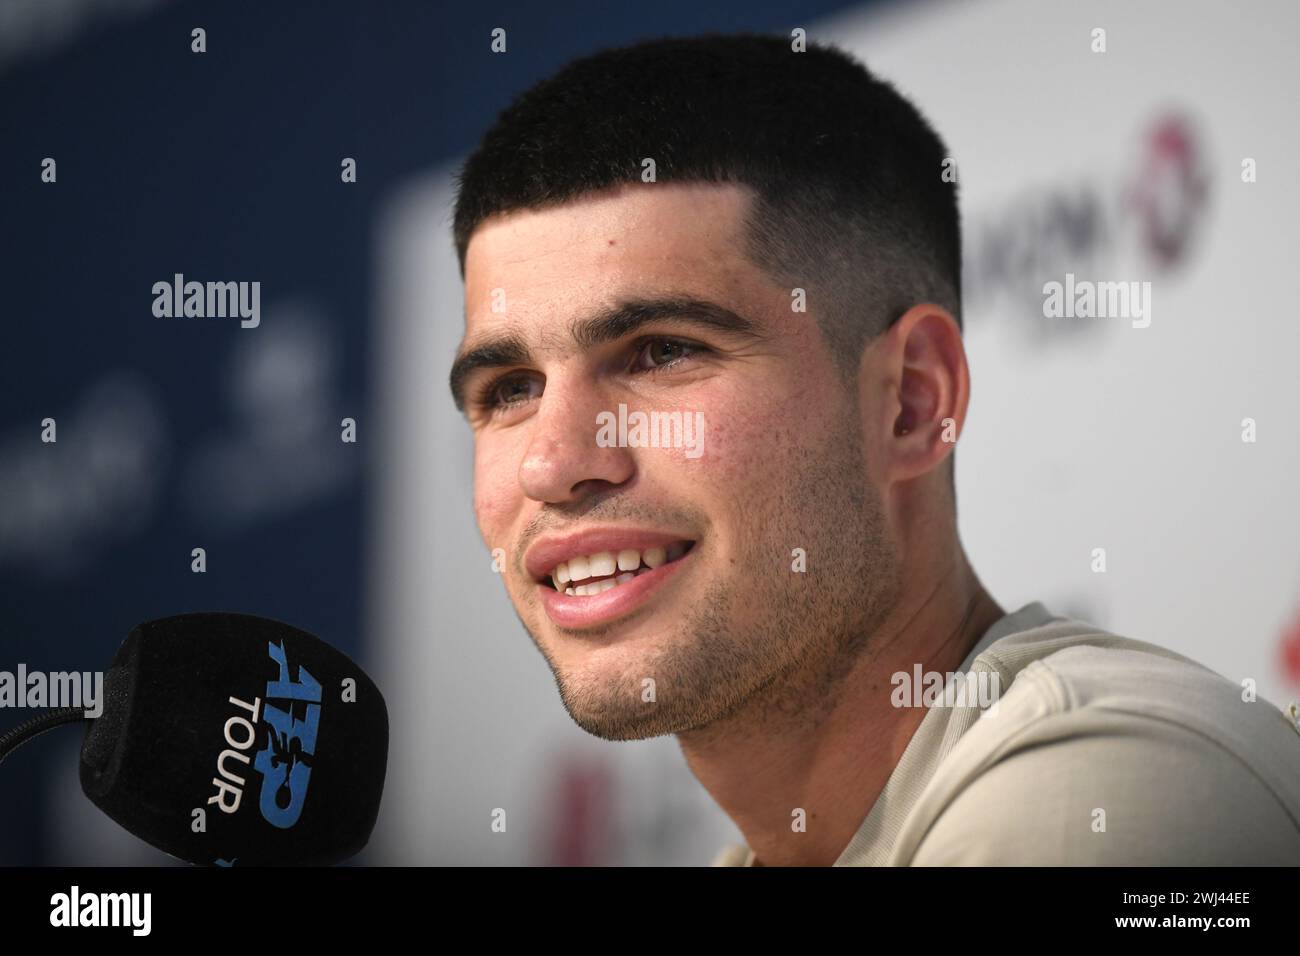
[517,380,635,504]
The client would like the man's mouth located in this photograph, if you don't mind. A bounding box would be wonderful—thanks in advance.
[541,541,696,596]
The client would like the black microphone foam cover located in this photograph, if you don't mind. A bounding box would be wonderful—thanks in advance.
[80,613,388,866]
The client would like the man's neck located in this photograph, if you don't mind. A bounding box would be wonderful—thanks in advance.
[677,559,1004,867]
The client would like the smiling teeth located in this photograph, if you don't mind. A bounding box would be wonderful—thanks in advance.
[550,543,692,594]
[566,572,639,596]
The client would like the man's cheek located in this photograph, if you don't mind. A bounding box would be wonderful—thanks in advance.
[472,446,519,545]
[682,399,779,486]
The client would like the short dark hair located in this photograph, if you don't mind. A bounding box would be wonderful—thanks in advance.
[453,32,961,374]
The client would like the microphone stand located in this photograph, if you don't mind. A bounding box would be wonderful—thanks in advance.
[0,707,89,765]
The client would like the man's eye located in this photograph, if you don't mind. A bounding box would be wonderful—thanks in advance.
[484,373,542,411]
[475,338,703,418]
[632,338,698,371]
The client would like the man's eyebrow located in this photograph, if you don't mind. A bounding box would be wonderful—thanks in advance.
[569,296,764,349]
[449,332,532,413]
[449,295,765,413]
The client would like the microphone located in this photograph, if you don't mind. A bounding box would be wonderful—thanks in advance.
[78,612,388,866]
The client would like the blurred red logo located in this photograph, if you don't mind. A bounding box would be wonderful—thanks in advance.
[1279,606,1300,688]
[1129,115,1209,270]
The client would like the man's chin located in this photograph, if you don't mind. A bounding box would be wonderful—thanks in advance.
[522,575,747,738]
[548,648,708,741]
[558,690,701,741]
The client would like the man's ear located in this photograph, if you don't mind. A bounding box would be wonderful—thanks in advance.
[869,303,970,485]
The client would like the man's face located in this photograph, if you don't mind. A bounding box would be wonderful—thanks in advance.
[457,182,901,740]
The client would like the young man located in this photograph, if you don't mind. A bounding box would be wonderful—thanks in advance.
[448,33,1300,865]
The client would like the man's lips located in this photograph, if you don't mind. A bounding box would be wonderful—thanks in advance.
[536,541,697,631]
[523,528,697,585]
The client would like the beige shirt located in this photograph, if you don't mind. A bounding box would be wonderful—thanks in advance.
[712,601,1300,865]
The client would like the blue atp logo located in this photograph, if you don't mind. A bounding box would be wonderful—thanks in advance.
[253,641,321,828]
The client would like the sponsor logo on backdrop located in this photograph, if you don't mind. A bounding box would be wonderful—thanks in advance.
[965,112,1208,338]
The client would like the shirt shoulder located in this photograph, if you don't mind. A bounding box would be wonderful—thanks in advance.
[908,709,1300,864]
[895,624,1300,864]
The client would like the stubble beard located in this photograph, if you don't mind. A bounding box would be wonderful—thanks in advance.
[530,407,902,743]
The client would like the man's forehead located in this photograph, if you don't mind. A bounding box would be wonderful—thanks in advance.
[462,181,758,319]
